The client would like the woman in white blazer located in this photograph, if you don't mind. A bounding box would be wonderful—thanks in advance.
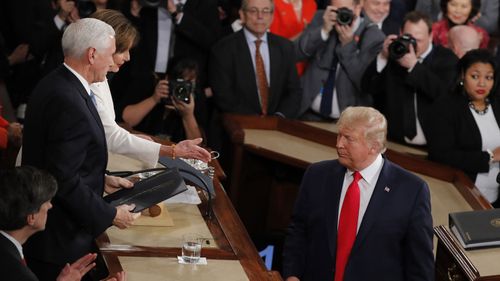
[89,9,211,167]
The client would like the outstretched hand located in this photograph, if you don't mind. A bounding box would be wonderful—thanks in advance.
[175,138,211,163]
[56,253,97,281]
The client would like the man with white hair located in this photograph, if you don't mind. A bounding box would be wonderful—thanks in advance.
[283,106,434,281]
[22,18,136,281]
[448,25,481,59]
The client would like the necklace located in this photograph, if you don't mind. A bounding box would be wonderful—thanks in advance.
[469,98,490,115]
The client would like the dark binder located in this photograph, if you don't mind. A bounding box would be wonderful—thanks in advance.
[103,168,187,213]
[449,209,500,249]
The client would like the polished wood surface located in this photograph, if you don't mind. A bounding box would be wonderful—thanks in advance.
[98,150,280,280]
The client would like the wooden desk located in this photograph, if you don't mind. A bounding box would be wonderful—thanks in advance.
[98,153,281,281]
[223,114,496,280]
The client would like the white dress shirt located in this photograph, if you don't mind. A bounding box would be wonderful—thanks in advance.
[337,154,384,231]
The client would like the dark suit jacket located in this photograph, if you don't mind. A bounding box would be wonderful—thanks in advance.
[283,158,434,281]
[22,65,116,265]
[209,30,302,117]
[362,45,457,143]
[382,18,400,36]
[427,94,500,182]
[0,234,38,281]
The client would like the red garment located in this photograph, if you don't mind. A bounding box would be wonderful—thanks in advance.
[270,0,317,75]
[432,19,489,49]
[0,115,8,149]
[335,171,361,281]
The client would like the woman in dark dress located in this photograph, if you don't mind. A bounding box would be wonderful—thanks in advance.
[427,49,500,207]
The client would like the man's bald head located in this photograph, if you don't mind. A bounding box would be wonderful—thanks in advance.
[448,25,481,58]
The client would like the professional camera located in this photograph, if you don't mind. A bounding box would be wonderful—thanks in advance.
[74,0,96,18]
[335,7,354,26]
[388,34,417,60]
[166,78,193,104]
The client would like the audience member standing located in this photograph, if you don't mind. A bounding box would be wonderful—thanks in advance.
[111,0,220,138]
[428,49,500,207]
[431,0,489,49]
[22,18,138,281]
[210,0,302,117]
[296,0,385,121]
[362,0,399,35]
[448,25,481,58]
[283,106,434,281]
[415,0,499,35]
[362,11,457,146]
[270,0,317,75]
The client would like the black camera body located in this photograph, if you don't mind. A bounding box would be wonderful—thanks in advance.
[161,79,193,105]
[336,7,354,26]
[388,34,417,60]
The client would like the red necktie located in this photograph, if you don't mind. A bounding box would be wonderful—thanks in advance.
[335,171,361,281]
[255,39,269,115]
[21,257,27,266]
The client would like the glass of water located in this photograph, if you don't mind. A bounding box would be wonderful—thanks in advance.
[181,233,202,263]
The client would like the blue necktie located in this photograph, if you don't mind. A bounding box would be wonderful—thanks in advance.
[89,91,97,107]
[320,54,339,116]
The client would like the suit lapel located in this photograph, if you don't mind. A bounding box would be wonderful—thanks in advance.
[60,66,107,149]
[327,164,347,259]
[350,159,392,254]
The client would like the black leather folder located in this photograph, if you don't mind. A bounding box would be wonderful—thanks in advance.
[449,209,500,249]
[103,168,187,213]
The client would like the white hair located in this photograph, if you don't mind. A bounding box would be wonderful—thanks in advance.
[62,18,115,58]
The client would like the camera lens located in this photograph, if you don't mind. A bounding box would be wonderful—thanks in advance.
[388,41,408,60]
[336,7,354,26]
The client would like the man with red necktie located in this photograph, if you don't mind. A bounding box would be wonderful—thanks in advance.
[283,106,434,281]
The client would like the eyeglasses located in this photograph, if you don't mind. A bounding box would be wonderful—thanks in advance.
[244,8,273,16]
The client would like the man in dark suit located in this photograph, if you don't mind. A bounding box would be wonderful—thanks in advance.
[362,11,457,146]
[296,0,385,121]
[111,0,220,135]
[209,0,302,118]
[362,0,400,35]
[22,18,137,281]
[283,106,434,281]
[0,166,106,281]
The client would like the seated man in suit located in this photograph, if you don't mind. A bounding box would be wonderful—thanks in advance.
[209,0,302,118]
[296,0,385,121]
[0,166,125,281]
[362,0,399,35]
[362,11,457,146]
[22,18,139,281]
[282,106,434,281]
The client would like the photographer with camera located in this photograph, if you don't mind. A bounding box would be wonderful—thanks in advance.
[121,57,204,143]
[295,0,385,121]
[361,11,457,146]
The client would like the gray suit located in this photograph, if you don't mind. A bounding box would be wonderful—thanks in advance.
[296,11,385,120]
